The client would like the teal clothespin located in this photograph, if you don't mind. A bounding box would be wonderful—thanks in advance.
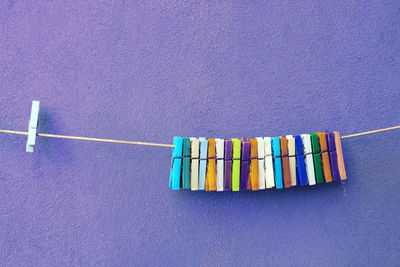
[271,137,283,189]
[182,137,191,189]
[198,137,208,190]
[26,100,40,153]
[169,136,183,190]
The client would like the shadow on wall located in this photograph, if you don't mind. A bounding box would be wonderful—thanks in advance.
[34,106,74,168]
[172,180,348,206]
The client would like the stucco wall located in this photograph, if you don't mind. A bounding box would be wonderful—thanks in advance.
[0,1,399,266]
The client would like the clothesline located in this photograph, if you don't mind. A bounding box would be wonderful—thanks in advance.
[0,125,398,149]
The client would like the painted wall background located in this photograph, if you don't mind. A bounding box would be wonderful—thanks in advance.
[1,1,399,266]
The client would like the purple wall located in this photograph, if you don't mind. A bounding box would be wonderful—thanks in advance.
[1,1,399,266]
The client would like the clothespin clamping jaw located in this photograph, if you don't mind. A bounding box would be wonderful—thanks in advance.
[26,101,40,153]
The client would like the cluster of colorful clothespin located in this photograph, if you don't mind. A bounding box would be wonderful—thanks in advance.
[169,133,347,191]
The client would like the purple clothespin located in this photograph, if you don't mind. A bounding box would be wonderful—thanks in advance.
[240,138,250,190]
[326,131,340,181]
[224,139,232,191]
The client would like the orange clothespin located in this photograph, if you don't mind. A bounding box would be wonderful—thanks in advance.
[280,136,292,188]
[249,139,259,191]
[206,138,217,191]
[317,132,333,183]
[334,132,347,180]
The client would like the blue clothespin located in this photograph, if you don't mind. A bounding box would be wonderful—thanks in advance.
[271,137,283,189]
[26,101,40,153]
[169,136,183,190]
[198,137,208,190]
[294,135,308,186]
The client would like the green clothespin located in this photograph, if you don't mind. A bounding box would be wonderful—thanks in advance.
[310,133,324,184]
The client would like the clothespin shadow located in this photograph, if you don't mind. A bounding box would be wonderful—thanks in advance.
[172,176,348,215]
[32,105,73,164]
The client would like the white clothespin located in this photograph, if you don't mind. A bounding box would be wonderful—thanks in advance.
[301,134,316,185]
[256,137,266,190]
[263,137,275,188]
[190,138,200,191]
[215,138,224,192]
[26,101,40,152]
[286,135,297,186]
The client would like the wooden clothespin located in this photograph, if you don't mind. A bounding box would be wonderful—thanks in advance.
[325,132,340,181]
[301,134,316,186]
[26,101,40,152]
[280,136,291,188]
[317,132,333,183]
[263,137,275,188]
[198,137,208,190]
[223,139,233,191]
[215,138,224,192]
[169,136,183,190]
[240,138,250,190]
[205,138,217,191]
[181,137,191,189]
[271,137,283,189]
[294,135,308,186]
[256,137,266,190]
[310,133,324,184]
[286,135,297,186]
[249,138,259,191]
[190,138,200,191]
[334,131,347,180]
[231,138,241,191]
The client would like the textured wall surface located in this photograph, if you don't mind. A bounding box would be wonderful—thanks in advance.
[1,1,399,266]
